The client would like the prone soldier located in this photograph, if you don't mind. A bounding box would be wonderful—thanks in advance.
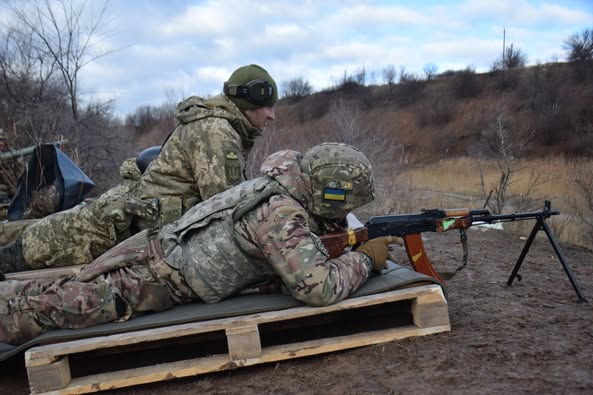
[0,143,397,346]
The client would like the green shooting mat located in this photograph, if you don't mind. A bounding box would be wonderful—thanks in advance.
[0,262,442,362]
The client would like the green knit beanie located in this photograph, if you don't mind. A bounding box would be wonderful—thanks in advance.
[224,64,278,110]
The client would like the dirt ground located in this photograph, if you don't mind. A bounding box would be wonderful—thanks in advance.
[1,227,592,394]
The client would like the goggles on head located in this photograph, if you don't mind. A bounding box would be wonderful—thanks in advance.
[224,79,275,106]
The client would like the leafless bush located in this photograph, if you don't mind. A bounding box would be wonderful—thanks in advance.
[517,63,560,111]
[0,23,72,147]
[563,27,593,62]
[246,121,283,178]
[415,94,456,127]
[382,65,397,85]
[359,87,384,110]
[423,63,438,80]
[64,104,134,194]
[392,69,425,107]
[468,108,542,213]
[491,44,528,71]
[568,161,593,242]
[451,66,482,99]
[489,68,520,91]
[281,77,313,100]
[298,94,331,122]
[326,99,407,210]
[354,67,367,86]
[125,103,176,149]
[562,27,593,81]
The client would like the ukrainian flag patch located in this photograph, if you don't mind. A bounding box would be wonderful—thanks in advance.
[323,188,346,201]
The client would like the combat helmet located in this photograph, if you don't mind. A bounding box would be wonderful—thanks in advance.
[303,143,375,220]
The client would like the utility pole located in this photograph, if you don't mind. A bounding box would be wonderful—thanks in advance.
[502,27,506,70]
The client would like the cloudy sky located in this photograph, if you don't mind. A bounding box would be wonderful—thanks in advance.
[16,0,593,116]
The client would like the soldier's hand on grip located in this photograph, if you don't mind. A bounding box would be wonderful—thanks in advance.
[356,236,400,273]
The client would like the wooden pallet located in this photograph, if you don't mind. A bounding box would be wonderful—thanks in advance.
[25,284,449,394]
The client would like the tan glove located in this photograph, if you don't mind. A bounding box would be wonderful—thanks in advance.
[356,236,401,273]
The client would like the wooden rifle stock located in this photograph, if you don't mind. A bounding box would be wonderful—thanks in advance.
[320,228,368,259]
[319,227,447,283]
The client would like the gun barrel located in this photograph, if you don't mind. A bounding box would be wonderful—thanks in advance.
[0,140,67,161]
[469,209,490,216]
[472,209,559,224]
[0,145,36,160]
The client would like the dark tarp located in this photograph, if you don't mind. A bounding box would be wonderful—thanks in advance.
[7,143,94,220]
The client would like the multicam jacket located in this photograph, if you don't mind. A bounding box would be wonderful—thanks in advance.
[132,94,260,221]
[160,150,372,306]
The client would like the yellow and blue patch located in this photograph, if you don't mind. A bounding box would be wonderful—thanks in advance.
[323,188,346,201]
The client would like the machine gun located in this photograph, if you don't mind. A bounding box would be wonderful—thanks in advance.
[320,200,586,303]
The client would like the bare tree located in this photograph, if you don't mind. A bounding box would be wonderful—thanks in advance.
[485,112,515,212]
[382,64,396,85]
[0,23,71,145]
[399,65,416,83]
[4,0,112,121]
[281,77,313,99]
[492,44,528,70]
[470,108,540,213]
[369,70,376,86]
[563,27,593,62]
[0,1,133,193]
[423,63,438,80]
[505,44,528,68]
[354,66,366,86]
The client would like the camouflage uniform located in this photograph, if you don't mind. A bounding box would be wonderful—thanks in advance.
[17,158,143,267]
[18,95,258,269]
[0,130,20,206]
[0,146,374,346]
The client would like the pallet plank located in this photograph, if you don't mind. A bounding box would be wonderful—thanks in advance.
[226,325,261,359]
[27,356,71,393]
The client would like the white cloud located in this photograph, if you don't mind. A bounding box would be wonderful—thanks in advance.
[329,4,431,27]
[58,0,593,115]
[540,3,593,24]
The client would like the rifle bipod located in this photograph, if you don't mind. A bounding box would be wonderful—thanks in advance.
[506,208,587,303]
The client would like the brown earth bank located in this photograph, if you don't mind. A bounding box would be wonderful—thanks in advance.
[1,228,592,395]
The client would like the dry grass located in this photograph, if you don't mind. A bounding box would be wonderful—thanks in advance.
[367,155,593,248]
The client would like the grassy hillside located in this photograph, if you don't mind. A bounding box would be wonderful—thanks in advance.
[269,61,592,162]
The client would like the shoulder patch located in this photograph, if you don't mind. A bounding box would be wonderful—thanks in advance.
[224,148,242,184]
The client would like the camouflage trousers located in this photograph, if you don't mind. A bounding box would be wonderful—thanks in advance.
[20,183,133,269]
[0,232,187,346]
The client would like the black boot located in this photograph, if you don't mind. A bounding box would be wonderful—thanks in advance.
[0,239,31,274]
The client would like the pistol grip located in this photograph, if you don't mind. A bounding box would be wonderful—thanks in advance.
[403,233,446,284]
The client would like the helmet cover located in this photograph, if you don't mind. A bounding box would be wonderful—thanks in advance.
[303,143,375,220]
